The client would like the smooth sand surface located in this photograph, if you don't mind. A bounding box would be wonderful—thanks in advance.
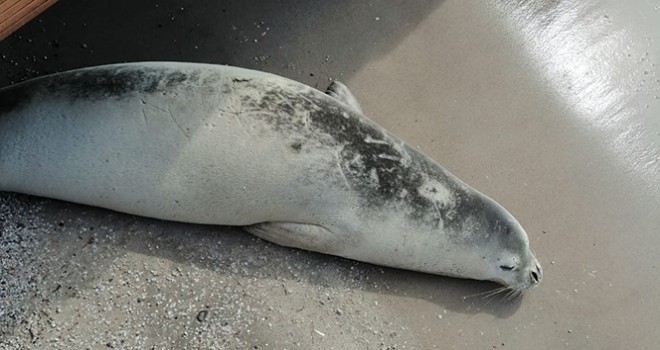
[1,1,658,348]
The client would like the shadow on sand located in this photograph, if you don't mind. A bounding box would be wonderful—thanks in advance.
[2,194,522,329]
[1,0,443,87]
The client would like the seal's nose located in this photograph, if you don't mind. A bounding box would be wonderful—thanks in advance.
[530,263,543,284]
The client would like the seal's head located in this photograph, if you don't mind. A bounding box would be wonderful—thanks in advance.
[463,194,543,292]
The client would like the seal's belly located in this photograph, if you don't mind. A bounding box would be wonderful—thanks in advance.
[0,63,351,225]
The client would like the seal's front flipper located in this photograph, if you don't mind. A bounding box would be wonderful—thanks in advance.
[244,222,338,253]
[326,81,363,114]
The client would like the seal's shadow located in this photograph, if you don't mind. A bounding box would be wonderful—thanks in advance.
[0,0,446,88]
[2,194,522,325]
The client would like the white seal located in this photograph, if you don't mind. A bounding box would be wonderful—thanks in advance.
[0,62,542,293]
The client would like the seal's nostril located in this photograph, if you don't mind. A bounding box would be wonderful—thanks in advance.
[531,270,539,283]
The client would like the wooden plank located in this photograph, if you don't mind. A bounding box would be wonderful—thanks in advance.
[0,0,58,41]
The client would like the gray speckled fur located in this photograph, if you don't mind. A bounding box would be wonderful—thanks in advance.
[0,62,541,289]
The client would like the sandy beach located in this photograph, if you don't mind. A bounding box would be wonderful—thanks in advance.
[1,1,659,348]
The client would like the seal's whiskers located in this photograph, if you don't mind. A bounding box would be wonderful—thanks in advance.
[463,286,510,300]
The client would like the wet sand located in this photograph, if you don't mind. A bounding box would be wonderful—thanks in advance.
[1,0,658,348]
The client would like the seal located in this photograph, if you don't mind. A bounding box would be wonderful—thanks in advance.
[0,62,542,292]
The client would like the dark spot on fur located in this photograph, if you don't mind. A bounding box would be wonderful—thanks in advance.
[241,84,521,238]
[290,142,302,152]
[306,101,444,222]
[164,71,188,87]
[248,85,463,224]
[34,66,202,101]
